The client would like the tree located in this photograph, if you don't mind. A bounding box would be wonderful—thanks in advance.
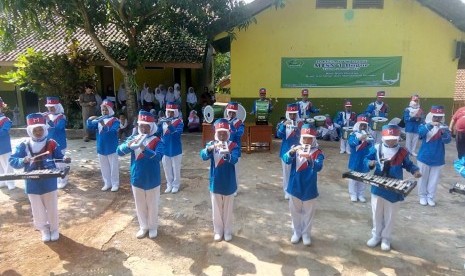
[214,52,230,90]
[0,43,96,128]
[0,0,255,120]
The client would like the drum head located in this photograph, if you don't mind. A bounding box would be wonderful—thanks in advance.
[203,105,215,123]
[224,104,247,122]
[372,116,388,122]
[314,115,326,121]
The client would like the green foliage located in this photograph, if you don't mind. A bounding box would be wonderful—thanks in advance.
[214,52,230,90]
[0,42,96,128]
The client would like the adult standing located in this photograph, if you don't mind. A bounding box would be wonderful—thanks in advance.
[297,89,319,120]
[449,104,465,158]
[79,84,97,142]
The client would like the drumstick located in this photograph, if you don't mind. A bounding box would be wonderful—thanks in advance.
[31,151,50,160]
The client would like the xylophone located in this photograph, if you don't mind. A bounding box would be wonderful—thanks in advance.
[0,166,70,181]
[449,183,465,195]
[342,171,417,196]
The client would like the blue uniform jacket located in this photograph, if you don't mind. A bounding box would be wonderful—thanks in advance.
[200,141,239,196]
[417,123,451,166]
[283,147,324,201]
[9,139,63,195]
[364,145,419,203]
[348,132,372,172]
[364,101,389,118]
[47,114,67,151]
[403,107,423,134]
[87,116,120,155]
[0,115,12,155]
[229,118,244,157]
[117,134,164,190]
[277,121,302,158]
[158,118,183,157]
[297,100,319,119]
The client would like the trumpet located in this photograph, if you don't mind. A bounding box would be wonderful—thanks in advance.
[285,119,298,128]
[214,140,229,155]
[129,134,148,150]
[158,117,174,124]
[357,130,374,141]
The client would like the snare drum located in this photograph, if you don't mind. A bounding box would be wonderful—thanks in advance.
[314,115,326,127]
[371,117,388,131]
[304,118,315,126]
[203,105,225,124]
[342,127,353,140]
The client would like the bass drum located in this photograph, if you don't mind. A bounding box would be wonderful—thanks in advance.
[224,103,247,122]
[203,105,226,124]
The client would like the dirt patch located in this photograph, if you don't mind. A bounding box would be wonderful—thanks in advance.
[1,134,465,275]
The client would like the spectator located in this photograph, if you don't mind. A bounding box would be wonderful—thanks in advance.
[79,84,97,142]
[186,87,198,114]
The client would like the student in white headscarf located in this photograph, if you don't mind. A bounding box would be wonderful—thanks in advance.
[186,87,198,113]
[174,83,182,105]
[165,86,175,103]
[140,83,154,111]
[117,83,127,110]
[154,88,165,111]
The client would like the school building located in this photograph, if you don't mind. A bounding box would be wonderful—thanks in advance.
[213,0,465,125]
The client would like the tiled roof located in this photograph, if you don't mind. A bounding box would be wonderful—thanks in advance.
[0,24,206,66]
[455,69,465,101]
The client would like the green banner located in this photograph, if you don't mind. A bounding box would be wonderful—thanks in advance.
[281,57,402,88]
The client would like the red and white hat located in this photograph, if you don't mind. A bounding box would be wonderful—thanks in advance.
[26,113,46,126]
[344,100,352,107]
[138,110,156,124]
[214,118,230,132]
[286,103,299,113]
[166,102,179,111]
[226,102,238,113]
[381,125,401,140]
[357,115,369,123]
[259,88,267,96]
[430,105,445,116]
[101,99,114,109]
[300,124,318,138]
[45,96,60,107]
[377,91,386,98]
[301,89,309,96]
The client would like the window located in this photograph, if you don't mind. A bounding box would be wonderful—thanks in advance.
[353,0,384,9]
[316,0,347,9]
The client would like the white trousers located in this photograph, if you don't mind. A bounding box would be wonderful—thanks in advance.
[98,153,120,188]
[372,131,382,144]
[281,160,291,193]
[162,154,182,189]
[340,139,351,154]
[28,191,58,232]
[0,152,14,188]
[132,186,160,231]
[405,133,419,154]
[56,149,68,186]
[289,196,316,238]
[371,194,399,242]
[417,161,443,200]
[348,179,366,197]
[211,192,234,236]
[235,157,241,192]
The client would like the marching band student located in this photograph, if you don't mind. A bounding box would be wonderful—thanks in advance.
[277,103,302,200]
[297,89,320,120]
[44,97,68,188]
[225,102,244,196]
[347,115,373,202]
[364,124,421,251]
[200,118,240,242]
[87,100,120,192]
[364,91,389,143]
[283,124,324,246]
[0,98,14,190]
[158,102,184,194]
[403,94,424,156]
[117,111,164,239]
[9,113,70,242]
[416,105,451,207]
[335,100,357,154]
[317,117,339,142]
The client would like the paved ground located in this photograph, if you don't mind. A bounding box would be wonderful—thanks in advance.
[1,133,465,275]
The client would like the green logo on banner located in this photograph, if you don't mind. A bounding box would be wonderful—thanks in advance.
[281,57,402,88]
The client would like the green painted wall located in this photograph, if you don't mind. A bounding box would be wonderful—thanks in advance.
[233,97,453,126]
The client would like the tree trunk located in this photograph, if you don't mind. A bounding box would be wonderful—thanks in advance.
[122,71,138,122]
